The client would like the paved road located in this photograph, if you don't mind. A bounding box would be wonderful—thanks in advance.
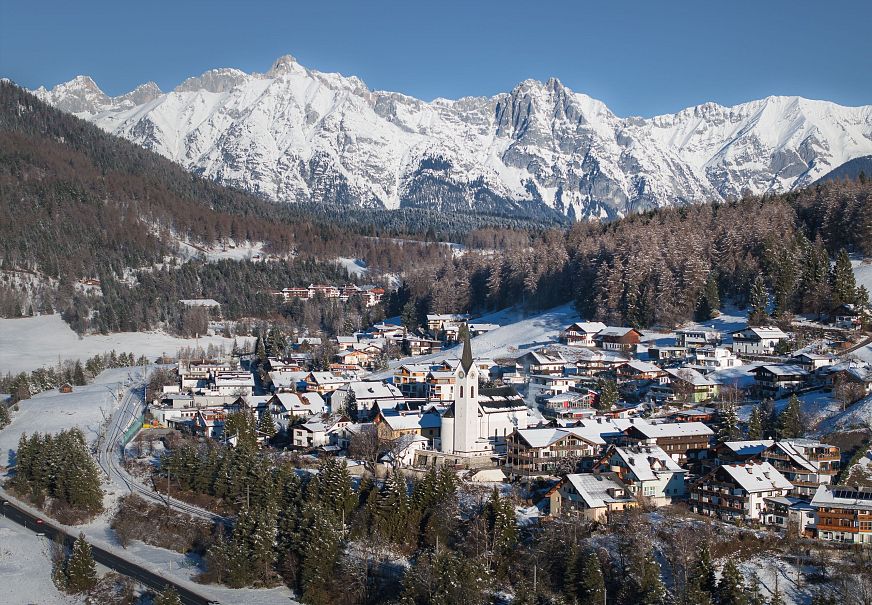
[0,498,216,605]
[96,372,226,525]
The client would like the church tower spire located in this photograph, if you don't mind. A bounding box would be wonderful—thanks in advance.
[460,327,473,373]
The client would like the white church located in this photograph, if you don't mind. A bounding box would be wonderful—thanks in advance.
[435,332,531,462]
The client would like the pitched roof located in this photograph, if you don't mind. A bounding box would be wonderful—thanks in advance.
[665,367,716,386]
[810,484,872,511]
[564,473,635,508]
[565,321,607,334]
[720,462,792,493]
[596,326,639,338]
[731,326,788,340]
[721,440,774,457]
[628,421,714,439]
[609,445,684,481]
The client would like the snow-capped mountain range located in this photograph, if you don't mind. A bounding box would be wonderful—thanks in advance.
[33,55,872,219]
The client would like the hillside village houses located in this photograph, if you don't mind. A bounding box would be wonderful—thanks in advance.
[730,326,789,355]
[140,298,869,545]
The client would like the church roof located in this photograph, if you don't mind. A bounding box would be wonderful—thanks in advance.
[460,329,474,373]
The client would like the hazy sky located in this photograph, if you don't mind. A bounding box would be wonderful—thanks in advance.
[1,0,870,116]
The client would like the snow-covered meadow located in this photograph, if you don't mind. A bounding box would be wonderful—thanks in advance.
[0,314,248,374]
[0,516,82,604]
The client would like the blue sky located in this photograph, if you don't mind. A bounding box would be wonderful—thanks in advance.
[1,0,869,116]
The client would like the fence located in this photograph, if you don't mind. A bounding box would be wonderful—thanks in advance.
[121,414,145,447]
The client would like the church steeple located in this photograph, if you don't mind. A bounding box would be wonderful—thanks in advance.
[460,327,473,373]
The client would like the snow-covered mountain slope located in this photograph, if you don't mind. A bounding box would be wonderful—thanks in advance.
[33,55,872,219]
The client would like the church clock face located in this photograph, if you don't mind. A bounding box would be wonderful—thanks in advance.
[458,371,465,379]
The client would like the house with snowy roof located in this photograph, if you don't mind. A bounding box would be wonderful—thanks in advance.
[571,348,630,376]
[505,427,604,477]
[759,439,840,498]
[622,420,714,463]
[331,380,405,419]
[689,461,792,522]
[560,321,608,347]
[763,496,815,535]
[730,326,788,355]
[515,349,567,375]
[616,360,668,383]
[810,484,872,544]
[594,327,642,352]
[751,364,809,398]
[675,327,722,349]
[547,473,637,521]
[304,371,350,394]
[657,368,719,403]
[267,392,326,430]
[593,444,686,505]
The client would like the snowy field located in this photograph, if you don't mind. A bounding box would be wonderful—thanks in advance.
[336,257,369,277]
[0,367,134,466]
[853,256,872,293]
[0,314,249,374]
[372,303,581,379]
[817,392,872,432]
[0,516,82,604]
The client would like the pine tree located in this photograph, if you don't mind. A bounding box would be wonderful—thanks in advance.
[577,550,606,605]
[72,361,86,386]
[154,585,183,605]
[747,405,764,440]
[716,559,748,605]
[695,542,718,597]
[255,335,267,365]
[257,411,277,441]
[486,487,518,579]
[596,378,619,410]
[301,510,343,604]
[718,404,741,441]
[778,395,805,439]
[830,248,857,308]
[65,533,98,593]
[697,273,722,320]
[748,275,769,326]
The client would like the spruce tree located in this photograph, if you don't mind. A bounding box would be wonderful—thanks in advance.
[486,487,518,579]
[697,273,722,320]
[695,542,718,597]
[778,395,804,439]
[718,404,741,442]
[577,550,606,605]
[65,533,98,593]
[376,470,411,544]
[748,275,769,326]
[830,248,857,308]
[301,510,343,604]
[596,378,619,410]
[716,559,748,605]
[72,361,86,386]
[747,405,764,440]
[257,411,277,441]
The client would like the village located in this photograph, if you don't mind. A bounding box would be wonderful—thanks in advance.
[142,298,872,547]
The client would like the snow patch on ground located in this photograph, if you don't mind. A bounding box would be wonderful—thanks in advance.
[817,392,872,432]
[336,257,369,278]
[0,517,82,604]
[852,257,872,293]
[0,314,251,374]
[371,303,581,379]
[0,367,134,466]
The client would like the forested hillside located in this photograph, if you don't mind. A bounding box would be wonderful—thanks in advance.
[392,178,872,328]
